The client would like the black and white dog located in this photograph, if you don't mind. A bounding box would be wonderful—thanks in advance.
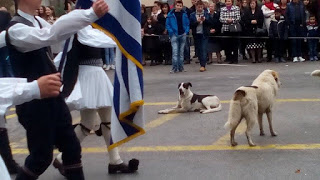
[158,82,222,114]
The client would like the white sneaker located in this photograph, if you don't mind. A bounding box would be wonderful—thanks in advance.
[293,57,299,62]
[105,65,111,70]
[110,64,115,70]
[298,57,305,62]
[103,64,107,69]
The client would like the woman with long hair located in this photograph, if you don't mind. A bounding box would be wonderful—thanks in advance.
[157,3,172,65]
[39,6,47,19]
[45,6,56,24]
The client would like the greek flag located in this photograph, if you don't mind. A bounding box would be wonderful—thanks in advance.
[76,0,145,150]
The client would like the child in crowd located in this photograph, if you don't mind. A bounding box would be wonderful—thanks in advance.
[269,9,288,63]
[306,15,319,61]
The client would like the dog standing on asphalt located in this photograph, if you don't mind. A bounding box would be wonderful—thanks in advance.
[158,82,222,114]
[224,70,281,147]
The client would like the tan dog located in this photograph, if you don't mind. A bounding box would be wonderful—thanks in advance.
[224,70,281,146]
[311,70,320,77]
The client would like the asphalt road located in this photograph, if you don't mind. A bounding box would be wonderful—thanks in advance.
[6,58,320,180]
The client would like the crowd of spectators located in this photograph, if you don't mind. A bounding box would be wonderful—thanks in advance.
[141,0,320,73]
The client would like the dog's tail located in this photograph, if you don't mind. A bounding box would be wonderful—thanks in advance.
[311,70,320,77]
[224,89,245,130]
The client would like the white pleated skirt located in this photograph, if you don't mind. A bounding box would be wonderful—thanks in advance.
[66,65,113,110]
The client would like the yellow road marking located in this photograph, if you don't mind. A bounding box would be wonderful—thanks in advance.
[213,121,247,145]
[11,143,320,154]
[10,108,15,111]
[145,114,180,131]
[5,114,17,119]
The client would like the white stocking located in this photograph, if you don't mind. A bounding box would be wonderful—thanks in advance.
[98,107,123,165]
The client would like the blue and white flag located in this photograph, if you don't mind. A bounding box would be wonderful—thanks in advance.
[76,0,145,150]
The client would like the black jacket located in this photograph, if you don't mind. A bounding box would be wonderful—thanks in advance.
[242,8,264,37]
[269,18,288,40]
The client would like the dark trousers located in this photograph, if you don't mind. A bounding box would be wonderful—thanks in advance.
[308,39,318,57]
[265,39,273,60]
[273,38,285,58]
[223,32,239,63]
[161,41,172,63]
[289,24,305,57]
[16,96,82,176]
[184,34,191,60]
[194,34,208,67]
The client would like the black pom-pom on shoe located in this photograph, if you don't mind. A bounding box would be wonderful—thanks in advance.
[108,158,139,174]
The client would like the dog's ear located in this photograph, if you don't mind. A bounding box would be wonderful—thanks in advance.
[178,83,181,89]
[271,71,279,82]
[187,82,192,88]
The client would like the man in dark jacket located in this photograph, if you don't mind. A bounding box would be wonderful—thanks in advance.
[286,0,306,62]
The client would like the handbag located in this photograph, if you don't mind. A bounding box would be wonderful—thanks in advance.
[229,23,242,33]
[255,27,268,37]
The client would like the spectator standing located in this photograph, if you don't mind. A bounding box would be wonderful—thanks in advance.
[39,6,47,19]
[261,0,279,62]
[207,2,223,64]
[103,48,116,70]
[220,0,241,64]
[46,6,56,24]
[141,4,148,28]
[243,0,265,63]
[144,17,162,66]
[239,0,249,60]
[306,15,319,61]
[278,0,288,16]
[152,1,162,21]
[213,0,226,13]
[286,0,306,62]
[166,0,190,73]
[269,9,288,62]
[190,0,210,72]
[157,3,172,65]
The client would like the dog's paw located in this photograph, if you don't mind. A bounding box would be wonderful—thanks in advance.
[271,132,278,136]
[260,132,265,136]
[249,143,256,147]
[231,142,238,147]
[158,110,168,114]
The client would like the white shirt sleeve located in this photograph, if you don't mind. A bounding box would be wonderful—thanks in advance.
[77,25,116,48]
[0,156,10,180]
[0,31,5,48]
[8,8,99,53]
[0,78,40,128]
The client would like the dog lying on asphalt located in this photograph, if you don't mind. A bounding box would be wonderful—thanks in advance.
[224,70,281,147]
[158,82,222,114]
[311,70,320,77]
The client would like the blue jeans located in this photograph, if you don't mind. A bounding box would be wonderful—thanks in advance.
[308,39,318,57]
[104,48,115,65]
[0,47,14,77]
[194,34,208,67]
[171,34,186,72]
